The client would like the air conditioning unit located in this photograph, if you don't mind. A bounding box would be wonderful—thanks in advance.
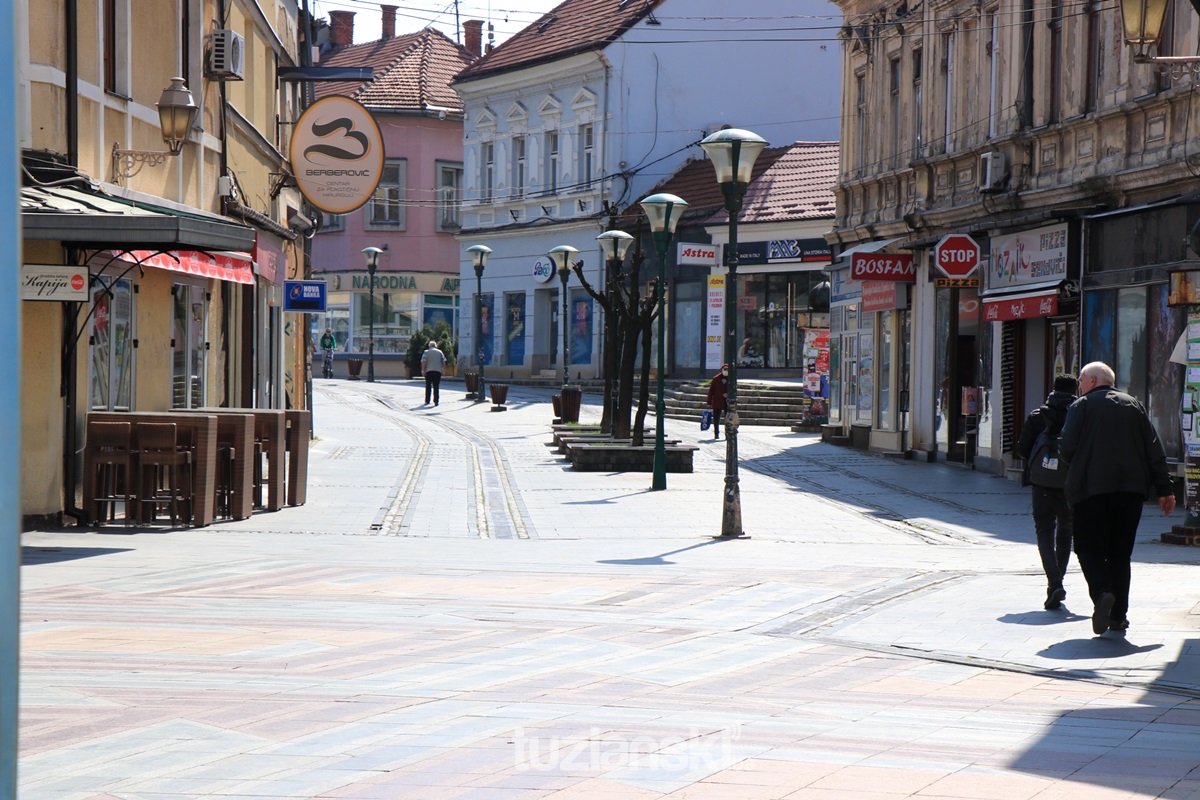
[207,30,245,81]
[979,151,1006,192]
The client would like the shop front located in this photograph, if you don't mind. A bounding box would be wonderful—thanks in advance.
[979,222,1079,478]
[315,270,460,378]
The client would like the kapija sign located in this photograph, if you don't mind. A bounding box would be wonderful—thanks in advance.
[21,264,89,301]
[290,96,385,215]
[850,252,915,282]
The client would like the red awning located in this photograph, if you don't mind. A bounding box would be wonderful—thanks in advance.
[983,290,1058,321]
[118,250,255,285]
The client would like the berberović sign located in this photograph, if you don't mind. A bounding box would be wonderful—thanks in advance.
[290,96,385,215]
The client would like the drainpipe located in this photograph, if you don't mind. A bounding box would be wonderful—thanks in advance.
[66,0,77,166]
[61,0,86,524]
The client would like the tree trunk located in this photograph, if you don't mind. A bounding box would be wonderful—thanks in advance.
[633,313,653,447]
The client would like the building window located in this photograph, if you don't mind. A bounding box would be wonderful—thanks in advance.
[988,14,999,137]
[320,214,344,233]
[1156,2,1175,92]
[1020,0,1035,128]
[90,275,135,412]
[103,0,128,95]
[481,142,494,202]
[545,130,559,194]
[437,162,463,231]
[1085,0,1101,112]
[1048,0,1063,123]
[171,282,208,409]
[889,57,901,167]
[855,72,866,173]
[512,135,526,199]
[913,48,923,155]
[368,159,406,228]
[943,31,955,150]
[579,123,594,185]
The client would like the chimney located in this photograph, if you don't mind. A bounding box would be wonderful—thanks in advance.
[330,10,355,48]
[381,5,396,40]
[464,19,483,58]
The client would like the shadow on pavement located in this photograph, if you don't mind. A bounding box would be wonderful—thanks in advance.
[1037,637,1165,659]
[22,546,132,565]
[1010,638,1200,795]
[597,539,728,566]
[998,610,1090,626]
[566,491,656,505]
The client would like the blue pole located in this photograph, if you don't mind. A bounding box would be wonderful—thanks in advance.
[0,0,23,792]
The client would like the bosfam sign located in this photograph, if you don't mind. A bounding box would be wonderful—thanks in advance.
[850,252,915,282]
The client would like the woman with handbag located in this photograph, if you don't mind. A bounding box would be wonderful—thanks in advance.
[706,365,729,441]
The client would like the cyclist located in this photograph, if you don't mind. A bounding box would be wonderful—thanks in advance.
[319,327,336,379]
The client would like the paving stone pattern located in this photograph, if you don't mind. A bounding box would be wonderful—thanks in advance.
[18,380,1200,799]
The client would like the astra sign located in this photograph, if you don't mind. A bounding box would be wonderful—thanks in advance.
[851,252,915,282]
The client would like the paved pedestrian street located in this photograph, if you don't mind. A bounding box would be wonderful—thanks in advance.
[18,380,1200,799]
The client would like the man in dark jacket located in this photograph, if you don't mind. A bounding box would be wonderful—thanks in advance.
[1016,375,1078,610]
[1059,362,1176,635]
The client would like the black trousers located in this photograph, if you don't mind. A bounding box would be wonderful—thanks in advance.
[1072,492,1144,622]
[711,408,725,439]
[1031,486,1072,589]
[424,370,442,404]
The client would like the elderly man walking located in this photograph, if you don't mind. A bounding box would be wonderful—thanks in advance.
[1059,361,1175,635]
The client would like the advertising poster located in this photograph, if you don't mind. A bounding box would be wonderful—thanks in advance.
[506,294,526,366]
[480,294,494,366]
[706,275,725,370]
[1184,314,1200,513]
[571,293,593,365]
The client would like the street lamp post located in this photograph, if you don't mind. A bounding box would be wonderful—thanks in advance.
[700,128,768,537]
[548,245,579,390]
[638,193,689,492]
[466,245,492,402]
[597,230,635,434]
[362,246,383,383]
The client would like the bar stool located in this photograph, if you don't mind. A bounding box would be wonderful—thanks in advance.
[215,426,237,519]
[135,423,192,526]
[87,421,134,526]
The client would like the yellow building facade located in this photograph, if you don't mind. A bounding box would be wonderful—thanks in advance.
[19,0,306,526]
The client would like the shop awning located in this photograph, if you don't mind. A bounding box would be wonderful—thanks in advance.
[22,184,255,252]
[115,250,255,285]
[982,281,1064,321]
[829,236,906,269]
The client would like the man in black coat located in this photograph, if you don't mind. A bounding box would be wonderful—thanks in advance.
[1016,375,1078,611]
[1059,362,1176,635]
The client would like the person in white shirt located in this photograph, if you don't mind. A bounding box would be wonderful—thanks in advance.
[421,341,447,406]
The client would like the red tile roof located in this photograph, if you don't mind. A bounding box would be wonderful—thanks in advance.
[621,141,838,228]
[454,0,665,83]
[316,28,474,111]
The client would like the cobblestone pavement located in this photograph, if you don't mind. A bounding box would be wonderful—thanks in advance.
[18,379,1200,799]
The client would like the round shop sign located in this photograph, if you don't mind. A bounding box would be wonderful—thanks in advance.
[290,96,385,215]
[532,257,555,283]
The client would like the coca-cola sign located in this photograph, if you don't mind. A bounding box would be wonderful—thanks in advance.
[851,252,915,282]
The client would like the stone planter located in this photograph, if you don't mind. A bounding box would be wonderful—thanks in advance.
[567,443,697,473]
[346,358,364,380]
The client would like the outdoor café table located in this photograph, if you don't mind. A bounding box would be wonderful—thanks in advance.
[285,409,310,506]
[191,409,254,520]
[84,411,218,528]
[204,408,286,511]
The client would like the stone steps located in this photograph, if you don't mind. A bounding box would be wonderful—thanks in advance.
[662,381,821,426]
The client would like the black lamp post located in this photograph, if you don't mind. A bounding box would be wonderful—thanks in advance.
[466,244,492,402]
[700,128,767,537]
[597,230,635,433]
[638,193,688,492]
[548,245,579,389]
[362,246,383,383]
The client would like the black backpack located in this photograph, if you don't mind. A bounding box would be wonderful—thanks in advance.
[1028,419,1066,489]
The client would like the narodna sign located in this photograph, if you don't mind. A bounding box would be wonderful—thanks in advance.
[290,97,385,215]
[934,233,981,278]
[851,252,915,282]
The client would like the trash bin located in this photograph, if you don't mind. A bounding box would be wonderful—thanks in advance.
[551,394,562,420]
[490,383,509,411]
[464,370,480,399]
[346,358,364,380]
[560,386,582,423]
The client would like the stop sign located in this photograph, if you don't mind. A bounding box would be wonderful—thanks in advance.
[934,234,981,278]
